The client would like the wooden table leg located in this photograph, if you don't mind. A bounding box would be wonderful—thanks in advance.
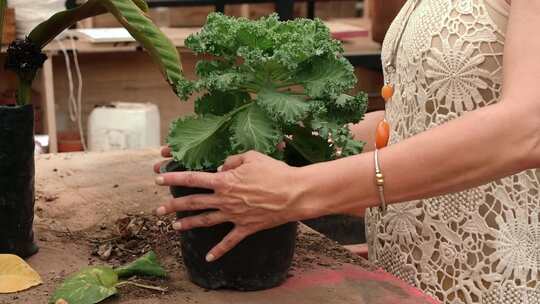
[41,55,58,153]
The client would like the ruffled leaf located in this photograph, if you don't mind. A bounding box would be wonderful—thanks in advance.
[230,104,282,154]
[311,117,365,157]
[167,115,231,170]
[296,56,356,99]
[256,88,309,124]
[195,91,250,116]
[285,126,333,164]
[325,93,369,125]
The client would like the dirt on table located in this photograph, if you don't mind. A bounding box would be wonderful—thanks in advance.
[0,151,432,304]
[85,213,371,271]
[9,212,371,303]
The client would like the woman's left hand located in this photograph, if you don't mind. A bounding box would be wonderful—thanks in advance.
[154,151,318,262]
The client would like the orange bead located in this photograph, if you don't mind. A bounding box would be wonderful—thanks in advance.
[375,119,390,149]
[381,84,394,102]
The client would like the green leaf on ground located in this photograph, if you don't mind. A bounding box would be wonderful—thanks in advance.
[114,251,167,279]
[49,266,118,304]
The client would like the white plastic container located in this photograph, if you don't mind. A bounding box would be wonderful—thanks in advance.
[88,102,160,151]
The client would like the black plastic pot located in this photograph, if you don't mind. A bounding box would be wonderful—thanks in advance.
[162,161,297,291]
[0,104,38,258]
[284,144,366,245]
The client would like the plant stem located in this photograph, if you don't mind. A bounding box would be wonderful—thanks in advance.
[17,80,32,106]
[116,281,168,293]
[0,0,6,47]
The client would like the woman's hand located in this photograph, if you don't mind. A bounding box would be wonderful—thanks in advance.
[154,150,318,262]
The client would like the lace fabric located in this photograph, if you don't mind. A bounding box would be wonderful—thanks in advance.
[365,1,540,303]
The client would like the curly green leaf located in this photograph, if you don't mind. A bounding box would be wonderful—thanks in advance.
[256,87,310,124]
[286,125,333,164]
[295,56,356,99]
[195,91,250,116]
[167,115,231,170]
[230,103,282,154]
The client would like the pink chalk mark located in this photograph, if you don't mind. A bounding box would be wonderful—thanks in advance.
[282,264,440,304]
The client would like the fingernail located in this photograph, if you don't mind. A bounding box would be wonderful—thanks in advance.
[155,176,164,185]
[206,253,215,262]
[172,221,182,230]
[156,207,166,216]
[217,166,223,172]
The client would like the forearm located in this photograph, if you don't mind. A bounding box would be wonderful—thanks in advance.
[295,0,540,218]
[349,110,385,152]
[297,101,539,217]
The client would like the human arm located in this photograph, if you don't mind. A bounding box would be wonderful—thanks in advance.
[349,110,385,152]
[154,0,540,261]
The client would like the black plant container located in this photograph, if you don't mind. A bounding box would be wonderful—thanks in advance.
[162,161,297,291]
[0,104,39,258]
[285,144,366,245]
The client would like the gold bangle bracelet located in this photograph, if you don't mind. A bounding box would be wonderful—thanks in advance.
[374,149,387,213]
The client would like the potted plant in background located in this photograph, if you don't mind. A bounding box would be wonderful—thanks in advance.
[0,0,187,258]
[163,13,368,291]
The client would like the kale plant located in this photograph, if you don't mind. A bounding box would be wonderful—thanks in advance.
[168,13,368,170]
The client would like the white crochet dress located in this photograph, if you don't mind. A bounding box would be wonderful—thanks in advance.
[365,1,540,303]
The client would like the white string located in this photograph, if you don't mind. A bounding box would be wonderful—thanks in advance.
[69,37,87,151]
[55,37,87,151]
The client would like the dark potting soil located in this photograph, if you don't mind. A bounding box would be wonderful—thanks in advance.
[0,104,38,257]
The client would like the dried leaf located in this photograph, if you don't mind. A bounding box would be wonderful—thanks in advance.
[0,254,42,293]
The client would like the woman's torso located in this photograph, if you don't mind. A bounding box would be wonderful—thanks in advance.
[365,0,540,303]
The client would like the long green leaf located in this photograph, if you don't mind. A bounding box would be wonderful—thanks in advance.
[27,0,185,99]
[100,0,187,98]
[0,0,6,47]
[29,0,106,48]
[28,0,150,47]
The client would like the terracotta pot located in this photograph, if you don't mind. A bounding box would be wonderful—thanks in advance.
[58,132,84,153]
